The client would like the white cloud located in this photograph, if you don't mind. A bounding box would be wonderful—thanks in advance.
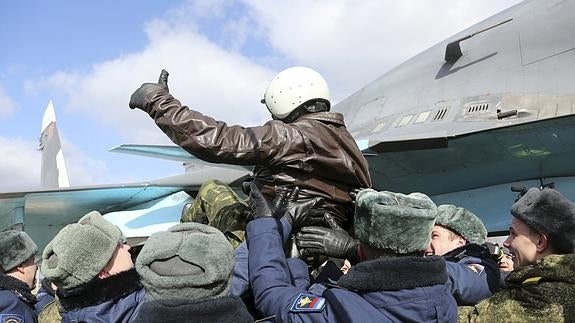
[242,0,524,100]
[0,86,15,119]
[0,137,40,192]
[33,16,273,145]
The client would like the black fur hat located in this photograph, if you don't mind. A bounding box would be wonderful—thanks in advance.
[511,187,575,254]
[0,230,38,272]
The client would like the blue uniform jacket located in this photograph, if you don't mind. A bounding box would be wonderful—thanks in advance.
[61,288,144,323]
[58,269,145,323]
[444,244,501,305]
[247,218,458,323]
[231,217,293,297]
[0,289,37,323]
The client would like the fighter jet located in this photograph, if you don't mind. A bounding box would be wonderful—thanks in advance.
[118,0,575,235]
[2,0,572,247]
[334,0,575,234]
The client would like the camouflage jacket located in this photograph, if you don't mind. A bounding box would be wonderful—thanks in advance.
[458,253,575,323]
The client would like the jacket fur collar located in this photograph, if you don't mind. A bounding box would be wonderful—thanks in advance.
[135,296,253,323]
[57,268,142,311]
[0,273,36,304]
[338,256,448,292]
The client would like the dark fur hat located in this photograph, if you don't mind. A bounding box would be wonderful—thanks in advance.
[511,187,575,254]
[0,230,38,272]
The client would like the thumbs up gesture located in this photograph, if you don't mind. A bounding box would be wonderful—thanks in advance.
[129,69,170,112]
[158,69,169,92]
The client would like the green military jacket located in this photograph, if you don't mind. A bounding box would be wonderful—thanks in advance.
[459,253,575,322]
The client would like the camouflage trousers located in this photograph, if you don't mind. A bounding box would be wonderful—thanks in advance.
[181,179,248,249]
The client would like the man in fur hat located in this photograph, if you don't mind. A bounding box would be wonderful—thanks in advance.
[425,205,501,305]
[247,185,457,322]
[459,187,575,322]
[134,222,253,323]
[0,230,38,322]
[296,203,501,305]
[41,211,144,322]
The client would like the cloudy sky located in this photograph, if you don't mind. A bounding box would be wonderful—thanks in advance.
[0,0,523,192]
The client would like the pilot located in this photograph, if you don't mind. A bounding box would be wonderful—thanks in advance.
[41,211,144,322]
[459,187,575,322]
[247,184,457,322]
[133,222,253,322]
[424,205,501,305]
[129,66,372,231]
[0,230,38,323]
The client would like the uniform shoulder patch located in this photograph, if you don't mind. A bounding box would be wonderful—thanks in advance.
[1,314,24,323]
[290,293,326,313]
[466,264,485,275]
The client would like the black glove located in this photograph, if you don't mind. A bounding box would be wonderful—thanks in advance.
[129,69,170,112]
[296,214,359,263]
[247,183,296,220]
[248,182,274,219]
[298,208,331,227]
[283,195,323,228]
[248,182,321,227]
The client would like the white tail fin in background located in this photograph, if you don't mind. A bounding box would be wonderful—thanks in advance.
[40,100,70,188]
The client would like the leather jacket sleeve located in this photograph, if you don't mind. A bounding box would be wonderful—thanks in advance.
[146,91,304,166]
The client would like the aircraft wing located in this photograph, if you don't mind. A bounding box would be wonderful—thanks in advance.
[110,144,253,171]
[2,162,251,250]
[0,183,191,251]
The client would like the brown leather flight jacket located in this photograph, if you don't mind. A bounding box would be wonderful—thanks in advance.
[145,91,372,227]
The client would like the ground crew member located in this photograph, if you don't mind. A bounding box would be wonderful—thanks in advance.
[0,230,38,323]
[41,211,144,322]
[296,203,500,305]
[459,187,575,322]
[247,185,457,322]
[426,205,501,305]
[134,222,253,322]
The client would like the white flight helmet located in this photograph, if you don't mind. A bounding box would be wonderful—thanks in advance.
[263,66,330,120]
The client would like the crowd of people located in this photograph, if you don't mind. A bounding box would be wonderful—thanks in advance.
[2,66,574,322]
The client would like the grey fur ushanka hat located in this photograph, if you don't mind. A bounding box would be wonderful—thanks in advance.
[435,205,487,244]
[511,187,575,254]
[41,211,124,289]
[354,189,438,254]
[0,230,38,272]
[136,222,234,302]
